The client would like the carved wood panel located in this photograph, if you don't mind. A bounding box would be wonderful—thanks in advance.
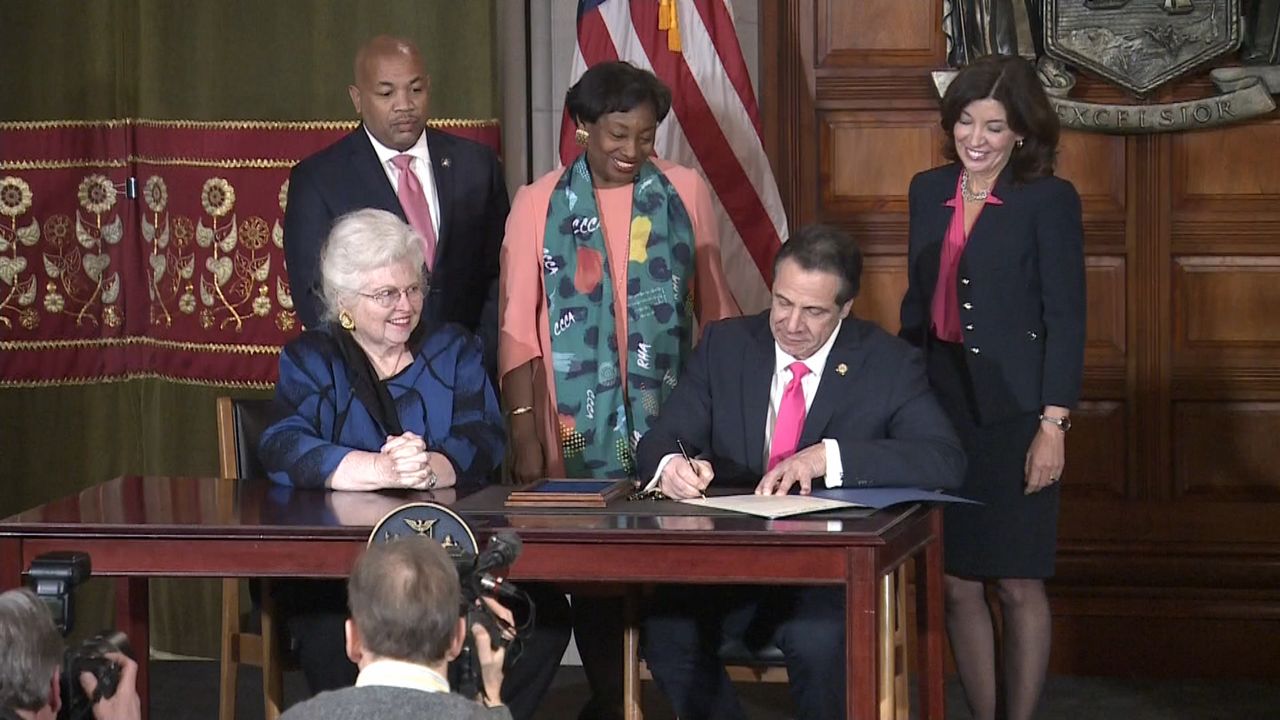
[1173,256,1280,366]
[762,0,1280,678]
[1063,400,1127,499]
[853,255,907,335]
[815,0,944,68]
[1085,256,1126,367]
[1173,402,1280,500]
[819,111,940,215]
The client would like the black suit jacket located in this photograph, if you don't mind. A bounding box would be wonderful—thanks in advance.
[899,163,1086,424]
[283,127,509,369]
[636,313,965,490]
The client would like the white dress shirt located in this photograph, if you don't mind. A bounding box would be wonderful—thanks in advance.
[647,320,845,489]
[355,657,451,693]
[763,319,844,487]
[364,128,441,234]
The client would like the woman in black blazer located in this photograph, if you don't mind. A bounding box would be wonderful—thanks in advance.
[899,55,1085,720]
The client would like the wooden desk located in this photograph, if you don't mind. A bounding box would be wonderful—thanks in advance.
[0,476,945,720]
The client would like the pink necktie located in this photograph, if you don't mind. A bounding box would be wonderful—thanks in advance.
[768,361,810,470]
[391,154,437,270]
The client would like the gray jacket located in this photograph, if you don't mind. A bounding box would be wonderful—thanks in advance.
[279,685,512,720]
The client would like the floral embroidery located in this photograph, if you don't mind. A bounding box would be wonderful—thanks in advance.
[200,177,236,218]
[0,176,33,218]
[143,175,169,213]
[77,174,117,215]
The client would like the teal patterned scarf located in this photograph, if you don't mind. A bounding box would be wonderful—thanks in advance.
[543,155,695,478]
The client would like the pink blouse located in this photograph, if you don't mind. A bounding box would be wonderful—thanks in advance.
[931,174,1002,342]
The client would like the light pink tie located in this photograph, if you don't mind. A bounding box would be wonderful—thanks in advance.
[768,361,810,471]
[391,154,437,270]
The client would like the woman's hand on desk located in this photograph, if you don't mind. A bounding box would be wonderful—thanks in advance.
[326,435,458,491]
[378,432,429,488]
[381,433,458,491]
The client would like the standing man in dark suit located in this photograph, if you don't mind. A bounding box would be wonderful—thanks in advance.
[284,34,508,373]
[636,224,966,720]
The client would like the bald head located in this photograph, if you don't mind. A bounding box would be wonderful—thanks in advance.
[349,35,430,151]
[353,35,423,84]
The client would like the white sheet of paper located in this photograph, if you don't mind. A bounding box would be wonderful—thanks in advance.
[678,494,865,519]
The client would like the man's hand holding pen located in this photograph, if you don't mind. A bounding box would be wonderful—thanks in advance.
[659,439,715,500]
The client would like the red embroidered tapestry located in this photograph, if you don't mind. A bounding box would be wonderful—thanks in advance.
[0,119,500,388]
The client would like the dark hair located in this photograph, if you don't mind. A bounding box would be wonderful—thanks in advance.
[773,224,863,305]
[565,61,672,125]
[940,54,1059,182]
[347,538,460,665]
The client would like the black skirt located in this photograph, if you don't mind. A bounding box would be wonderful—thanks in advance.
[926,338,1059,579]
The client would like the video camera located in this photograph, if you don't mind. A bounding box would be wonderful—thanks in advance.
[368,503,534,700]
[27,551,131,720]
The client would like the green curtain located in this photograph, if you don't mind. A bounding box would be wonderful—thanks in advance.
[0,0,499,121]
[0,0,500,657]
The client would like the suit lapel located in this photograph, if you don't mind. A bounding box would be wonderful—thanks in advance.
[928,165,962,229]
[799,320,869,449]
[960,163,1016,260]
[425,129,454,263]
[915,167,960,289]
[742,315,774,472]
[349,129,405,220]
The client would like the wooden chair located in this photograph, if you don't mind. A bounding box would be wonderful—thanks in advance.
[626,565,911,720]
[215,396,285,720]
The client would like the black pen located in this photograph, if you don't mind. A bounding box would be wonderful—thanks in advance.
[676,438,707,499]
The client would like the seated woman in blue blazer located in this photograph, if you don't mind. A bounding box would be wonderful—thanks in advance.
[262,207,501,494]
[259,208,569,720]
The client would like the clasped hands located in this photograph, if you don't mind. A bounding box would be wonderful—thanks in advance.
[657,443,826,499]
[377,431,454,491]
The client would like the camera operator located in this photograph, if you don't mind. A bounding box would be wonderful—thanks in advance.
[0,589,140,720]
[280,537,515,720]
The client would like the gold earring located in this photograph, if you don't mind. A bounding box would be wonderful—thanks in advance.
[338,309,355,331]
[575,127,589,147]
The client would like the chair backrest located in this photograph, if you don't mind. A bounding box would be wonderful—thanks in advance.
[215,396,276,480]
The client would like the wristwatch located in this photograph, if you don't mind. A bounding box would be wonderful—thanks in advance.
[1038,414,1071,432]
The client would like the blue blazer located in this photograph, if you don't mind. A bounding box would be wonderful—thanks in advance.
[282,127,509,371]
[636,312,965,489]
[259,324,504,493]
[900,163,1086,424]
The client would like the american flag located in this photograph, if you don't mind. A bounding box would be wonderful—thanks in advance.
[559,0,787,312]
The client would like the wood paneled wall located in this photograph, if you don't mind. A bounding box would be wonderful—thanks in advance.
[761,1,1280,677]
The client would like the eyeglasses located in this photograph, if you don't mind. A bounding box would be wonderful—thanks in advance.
[358,284,424,308]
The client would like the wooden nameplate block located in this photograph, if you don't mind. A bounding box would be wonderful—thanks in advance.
[505,478,635,508]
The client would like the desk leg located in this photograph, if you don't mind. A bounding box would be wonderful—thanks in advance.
[915,509,946,720]
[0,539,21,590]
[115,578,150,720]
[623,590,643,720]
[848,550,877,720]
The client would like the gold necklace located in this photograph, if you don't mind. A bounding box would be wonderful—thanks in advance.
[960,169,990,203]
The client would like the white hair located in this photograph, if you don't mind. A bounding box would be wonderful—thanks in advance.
[319,209,427,322]
[0,589,62,712]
